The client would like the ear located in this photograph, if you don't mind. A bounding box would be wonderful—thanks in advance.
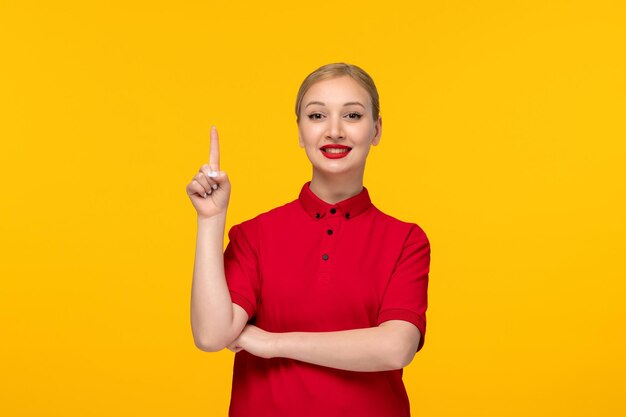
[371,116,382,146]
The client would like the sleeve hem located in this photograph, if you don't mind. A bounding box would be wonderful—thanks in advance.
[377,308,426,352]
[229,290,256,321]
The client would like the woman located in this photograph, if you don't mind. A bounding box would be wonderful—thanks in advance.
[187,63,431,417]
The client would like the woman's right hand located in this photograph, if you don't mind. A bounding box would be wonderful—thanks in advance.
[186,126,231,219]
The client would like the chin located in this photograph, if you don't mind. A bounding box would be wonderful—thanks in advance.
[313,163,360,176]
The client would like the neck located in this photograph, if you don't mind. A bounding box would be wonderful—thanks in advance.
[309,168,365,204]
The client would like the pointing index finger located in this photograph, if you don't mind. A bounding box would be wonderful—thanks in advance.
[209,125,220,174]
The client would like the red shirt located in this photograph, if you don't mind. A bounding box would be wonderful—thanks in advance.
[224,181,430,417]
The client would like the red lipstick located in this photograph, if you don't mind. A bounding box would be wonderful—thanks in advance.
[320,144,352,159]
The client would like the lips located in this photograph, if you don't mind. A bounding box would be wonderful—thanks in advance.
[320,145,352,159]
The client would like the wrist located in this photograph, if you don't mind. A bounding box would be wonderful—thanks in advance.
[273,331,290,359]
[197,212,227,226]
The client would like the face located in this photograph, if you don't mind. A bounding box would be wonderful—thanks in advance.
[297,75,382,177]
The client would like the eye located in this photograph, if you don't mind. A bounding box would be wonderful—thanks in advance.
[307,113,324,120]
[346,112,362,120]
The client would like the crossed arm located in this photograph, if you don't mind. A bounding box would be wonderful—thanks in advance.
[225,311,421,372]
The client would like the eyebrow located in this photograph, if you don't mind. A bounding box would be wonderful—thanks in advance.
[304,101,366,109]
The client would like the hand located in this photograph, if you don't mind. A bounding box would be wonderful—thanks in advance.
[186,126,231,219]
[227,324,280,359]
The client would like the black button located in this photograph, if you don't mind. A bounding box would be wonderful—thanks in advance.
[315,213,320,219]
[345,213,350,219]
[327,229,333,235]
[330,208,336,214]
[322,254,329,260]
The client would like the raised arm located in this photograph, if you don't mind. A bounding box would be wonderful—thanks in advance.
[187,126,248,351]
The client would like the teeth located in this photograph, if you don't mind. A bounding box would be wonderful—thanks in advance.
[323,148,350,154]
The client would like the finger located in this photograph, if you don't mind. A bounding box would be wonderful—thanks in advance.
[189,180,209,198]
[199,165,219,190]
[194,171,212,191]
[209,125,220,174]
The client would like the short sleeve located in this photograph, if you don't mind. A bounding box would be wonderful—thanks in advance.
[377,224,431,352]
[224,220,261,321]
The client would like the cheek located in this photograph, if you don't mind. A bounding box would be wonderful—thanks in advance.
[300,126,323,145]
[347,125,374,142]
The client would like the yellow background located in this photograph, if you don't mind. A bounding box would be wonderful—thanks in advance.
[1,1,624,415]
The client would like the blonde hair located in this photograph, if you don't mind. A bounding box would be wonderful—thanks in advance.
[295,62,380,123]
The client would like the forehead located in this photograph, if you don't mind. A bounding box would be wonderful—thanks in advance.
[303,76,371,105]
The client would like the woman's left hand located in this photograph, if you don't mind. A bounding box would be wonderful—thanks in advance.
[227,324,280,359]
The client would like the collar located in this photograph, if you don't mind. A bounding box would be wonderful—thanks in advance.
[298,181,373,220]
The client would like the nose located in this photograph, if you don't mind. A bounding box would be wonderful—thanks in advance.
[325,115,345,140]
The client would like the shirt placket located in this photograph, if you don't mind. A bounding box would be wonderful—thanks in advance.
[317,206,344,287]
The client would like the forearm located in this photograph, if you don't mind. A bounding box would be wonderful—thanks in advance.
[275,326,402,372]
[190,213,235,350]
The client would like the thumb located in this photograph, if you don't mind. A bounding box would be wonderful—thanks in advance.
[207,170,227,179]
[208,170,230,188]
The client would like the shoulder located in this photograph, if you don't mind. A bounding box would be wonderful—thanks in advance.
[369,205,430,245]
[228,198,300,239]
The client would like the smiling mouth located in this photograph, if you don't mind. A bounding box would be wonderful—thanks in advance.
[320,146,352,159]
[322,148,351,154]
